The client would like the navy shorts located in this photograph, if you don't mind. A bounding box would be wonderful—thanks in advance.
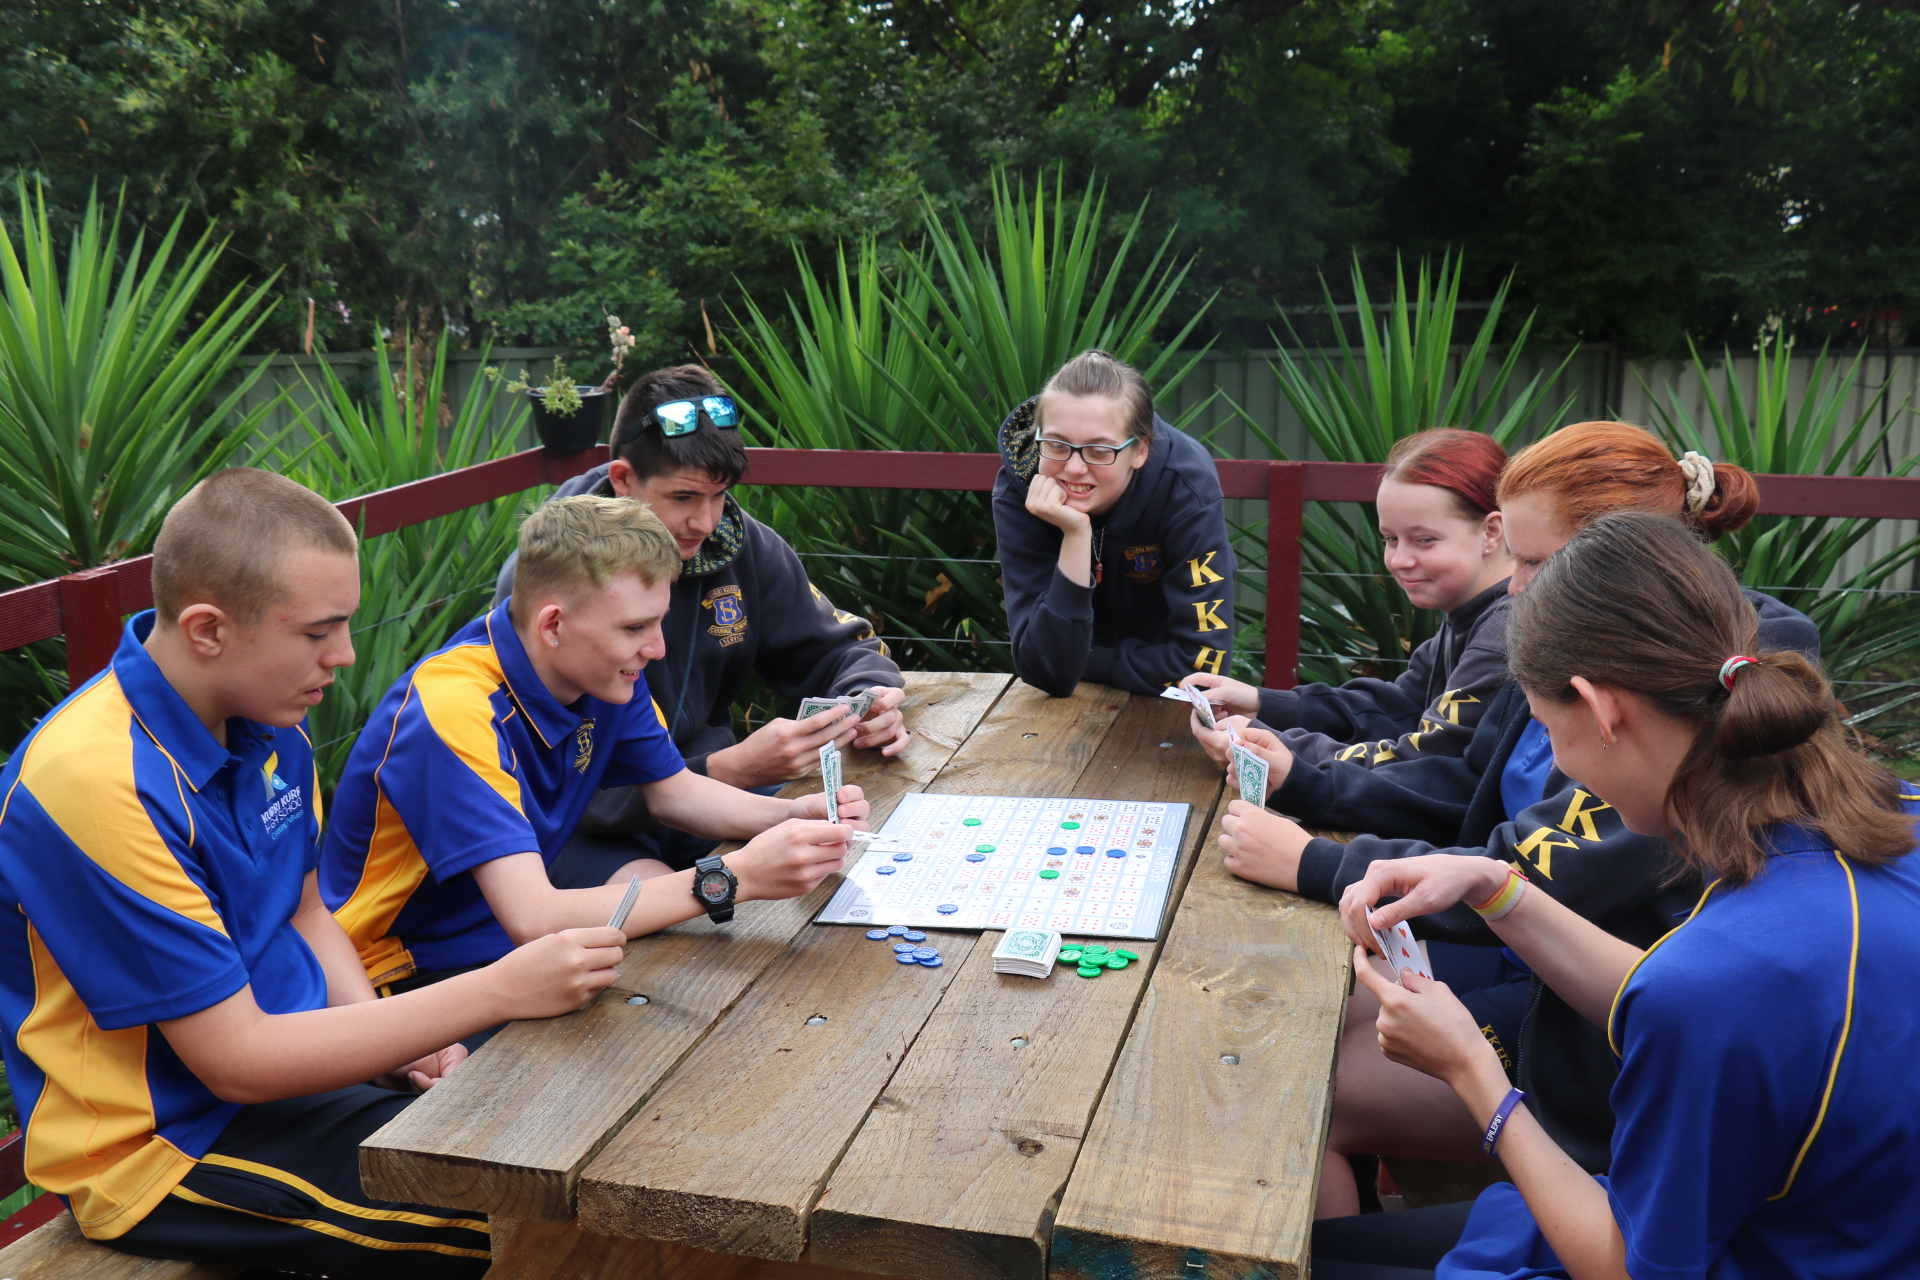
[547,783,785,887]
[1427,941,1531,1078]
[110,1085,488,1278]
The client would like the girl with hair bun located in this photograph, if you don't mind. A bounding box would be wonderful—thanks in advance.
[1204,422,1821,1214]
[1188,429,1515,770]
[1310,511,1920,1279]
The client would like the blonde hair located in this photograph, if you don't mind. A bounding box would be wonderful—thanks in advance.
[510,496,681,623]
[152,468,357,625]
[1037,349,1155,444]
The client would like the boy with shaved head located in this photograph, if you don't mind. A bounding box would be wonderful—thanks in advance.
[0,469,626,1275]
[321,495,865,999]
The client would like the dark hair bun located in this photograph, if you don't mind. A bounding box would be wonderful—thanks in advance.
[1713,652,1830,760]
[1693,462,1761,539]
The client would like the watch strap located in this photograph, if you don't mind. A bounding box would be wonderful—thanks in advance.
[692,854,737,924]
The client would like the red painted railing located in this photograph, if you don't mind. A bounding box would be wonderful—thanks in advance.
[1,446,1917,692]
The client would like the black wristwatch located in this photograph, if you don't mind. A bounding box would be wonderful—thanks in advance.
[691,854,738,924]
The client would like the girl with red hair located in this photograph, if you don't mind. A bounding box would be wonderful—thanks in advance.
[1189,428,1515,768]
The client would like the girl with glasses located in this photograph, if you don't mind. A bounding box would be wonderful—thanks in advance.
[993,349,1236,697]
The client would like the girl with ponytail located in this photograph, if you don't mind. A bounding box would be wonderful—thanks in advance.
[1311,511,1920,1279]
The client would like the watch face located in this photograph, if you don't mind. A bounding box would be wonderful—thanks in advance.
[696,869,732,904]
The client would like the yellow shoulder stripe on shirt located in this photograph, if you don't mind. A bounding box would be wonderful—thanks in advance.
[1767,850,1860,1202]
[406,644,526,818]
[13,674,226,936]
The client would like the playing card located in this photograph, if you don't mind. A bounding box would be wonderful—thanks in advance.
[1232,740,1269,806]
[820,742,843,823]
[798,696,847,722]
[1182,682,1220,731]
[844,689,875,718]
[1370,919,1432,984]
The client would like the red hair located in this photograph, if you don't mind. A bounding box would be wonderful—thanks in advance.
[1383,429,1508,519]
[1498,421,1758,541]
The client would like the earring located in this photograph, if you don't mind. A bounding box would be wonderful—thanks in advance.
[1600,738,1610,751]
[549,637,559,649]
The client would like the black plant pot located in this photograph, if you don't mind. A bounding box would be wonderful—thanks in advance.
[531,386,611,453]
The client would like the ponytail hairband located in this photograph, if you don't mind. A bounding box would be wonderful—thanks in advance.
[1720,655,1760,691]
[1677,450,1716,515]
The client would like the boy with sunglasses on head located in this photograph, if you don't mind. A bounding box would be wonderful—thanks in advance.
[493,364,908,890]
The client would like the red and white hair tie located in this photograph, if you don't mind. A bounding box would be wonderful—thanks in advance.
[1719,655,1760,691]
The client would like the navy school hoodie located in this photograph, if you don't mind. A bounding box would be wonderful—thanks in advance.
[1257,580,1511,769]
[493,463,902,779]
[1281,590,1820,1174]
[993,398,1236,697]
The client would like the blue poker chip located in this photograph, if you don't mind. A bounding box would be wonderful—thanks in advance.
[903,930,928,942]
[891,852,914,862]
[918,955,944,967]
[892,942,916,953]
[911,947,939,960]
[866,929,890,940]
[936,903,959,914]
[1046,847,1068,857]
[1076,846,1096,855]
[965,852,987,862]
[875,865,896,875]
[886,925,909,937]
[896,952,920,964]
[1105,848,1127,858]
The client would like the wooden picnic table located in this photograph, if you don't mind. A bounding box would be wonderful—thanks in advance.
[360,672,1353,1280]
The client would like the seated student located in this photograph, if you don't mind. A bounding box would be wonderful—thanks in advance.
[1312,510,1920,1280]
[0,469,627,1277]
[494,363,907,887]
[994,349,1235,697]
[1204,422,1820,1207]
[324,495,865,995]
[1189,428,1512,768]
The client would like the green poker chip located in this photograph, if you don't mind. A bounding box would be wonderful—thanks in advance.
[1076,964,1103,978]
[1115,949,1140,961]
[975,844,996,853]
[1059,948,1083,963]
[1081,944,1109,957]
[1038,868,1060,880]
[1061,821,1082,830]
[963,818,982,826]
[1104,955,1129,969]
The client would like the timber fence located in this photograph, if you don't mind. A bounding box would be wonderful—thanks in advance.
[1,446,1918,695]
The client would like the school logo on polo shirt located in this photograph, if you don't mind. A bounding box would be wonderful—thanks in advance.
[574,718,596,773]
[258,751,307,841]
[704,584,748,646]
[1124,545,1165,583]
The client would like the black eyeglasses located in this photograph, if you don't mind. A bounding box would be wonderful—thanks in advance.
[1036,436,1138,466]
[653,396,740,436]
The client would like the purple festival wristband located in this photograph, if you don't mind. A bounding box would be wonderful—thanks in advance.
[1481,1088,1527,1158]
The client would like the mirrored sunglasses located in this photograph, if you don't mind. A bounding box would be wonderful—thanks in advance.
[653,396,740,436]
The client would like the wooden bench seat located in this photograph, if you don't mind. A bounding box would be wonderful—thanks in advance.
[0,1211,237,1279]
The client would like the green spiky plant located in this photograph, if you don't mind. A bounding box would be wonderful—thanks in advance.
[1646,334,1920,748]
[0,183,281,744]
[728,173,1214,672]
[265,335,536,788]
[1232,254,1571,684]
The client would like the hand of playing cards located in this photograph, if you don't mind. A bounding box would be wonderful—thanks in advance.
[798,691,874,723]
[1369,918,1433,984]
[992,928,1063,979]
[1231,738,1269,806]
[1159,680,1221,731]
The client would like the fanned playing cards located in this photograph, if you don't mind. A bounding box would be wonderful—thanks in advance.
[1158,682,1220,731]
[1371,919,1433,984]
[992,928,1062,978]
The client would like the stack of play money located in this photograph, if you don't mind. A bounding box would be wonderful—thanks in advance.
[992,928,1063,978]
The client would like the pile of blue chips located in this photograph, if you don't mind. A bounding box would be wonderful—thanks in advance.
[866,925,943,967]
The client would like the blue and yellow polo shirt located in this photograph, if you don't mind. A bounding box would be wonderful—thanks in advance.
[0,613,328,1240]
[320,599,686,985]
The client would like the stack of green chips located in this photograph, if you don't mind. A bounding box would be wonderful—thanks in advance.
[1057,944,1142,978]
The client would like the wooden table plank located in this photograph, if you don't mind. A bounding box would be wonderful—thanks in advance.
[808,696,1225,1280]
[358,672,1012,1222]
[1048,807,1352,1280]
[485,1217,893,1280]
[573,683,1131,1262]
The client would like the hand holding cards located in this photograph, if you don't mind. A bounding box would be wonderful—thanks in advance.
[1159,681,1221,731]
[1370,919,1433,984]
[798,691,874,723]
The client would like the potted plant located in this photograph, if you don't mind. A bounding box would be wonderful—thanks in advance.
[490,315,636,452]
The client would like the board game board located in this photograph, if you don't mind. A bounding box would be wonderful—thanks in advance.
[814,792,1192,939]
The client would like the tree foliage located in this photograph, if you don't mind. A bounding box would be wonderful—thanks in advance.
[3,0,1918,362]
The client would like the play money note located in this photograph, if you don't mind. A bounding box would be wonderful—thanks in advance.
[1232,740,1270,806]
[820,741,843,824]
